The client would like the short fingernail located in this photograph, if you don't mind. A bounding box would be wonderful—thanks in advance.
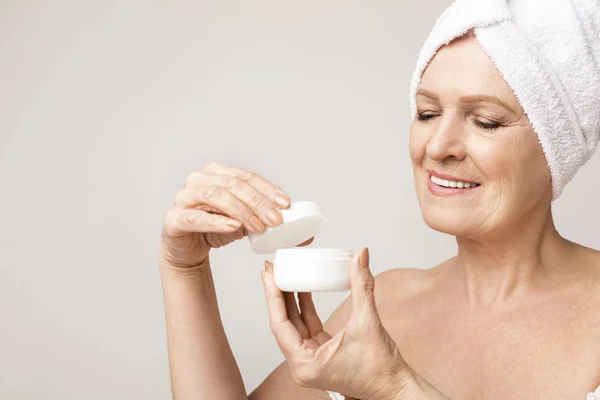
[274,194,290,208]
[260,270,265,283]
[266,261,273,273]
[266,208,282,226]
[358,248,369,268]
[250,215,266,232]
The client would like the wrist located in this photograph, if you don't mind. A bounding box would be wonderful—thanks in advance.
[159,257,211,284]
[393,367,451,400]
[380,364,423,400]
[368,362,418,400]
[394,367,422,400]
[160,256,219,309]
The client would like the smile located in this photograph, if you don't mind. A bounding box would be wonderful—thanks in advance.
[426,170,481,197]
[430,174,480,189]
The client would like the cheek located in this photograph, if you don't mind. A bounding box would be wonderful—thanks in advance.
[475,131,550,196]
[475,140,522,182]
[409,122,427,164]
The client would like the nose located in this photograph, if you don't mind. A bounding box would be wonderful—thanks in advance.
[425,113,467,162]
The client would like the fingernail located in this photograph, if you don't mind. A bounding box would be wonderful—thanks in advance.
[226,219,242,229]
[266,261,273,273]
[260,270,265,283]
[250,215,266,232]
[274,194,290,208]
[266,209,282,226]
[358,248,369,268]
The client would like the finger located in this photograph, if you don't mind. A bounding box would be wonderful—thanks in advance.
[203,225,247,249]
[203,162,291,209]
[175,185,266,233]
[265,261,309,338]
[181,171,287,229]
[298,292,324,337]
[296,237,314,247]
[163,208,242,237]
[349,247,377,314]
[283,292,310,339]
[208,172,285,228]
[261,262,303,354]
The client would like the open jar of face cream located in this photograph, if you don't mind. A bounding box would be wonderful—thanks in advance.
[247,201,352,292]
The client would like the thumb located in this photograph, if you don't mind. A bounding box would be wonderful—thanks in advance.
[349,247,377,313]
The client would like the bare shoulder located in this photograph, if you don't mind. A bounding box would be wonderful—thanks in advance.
[323,261,450,334]
[370,260,457,330]
[572,242,600,283]
[590,247,600,270]
[373,266,439,301]
[590,248,600,278]
[584,247,600,292]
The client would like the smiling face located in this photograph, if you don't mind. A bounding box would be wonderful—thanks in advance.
[409,33,552,238]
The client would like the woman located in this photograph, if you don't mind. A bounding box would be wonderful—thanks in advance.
[159,0,600,398]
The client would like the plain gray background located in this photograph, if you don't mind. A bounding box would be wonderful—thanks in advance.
[1,1,599,398]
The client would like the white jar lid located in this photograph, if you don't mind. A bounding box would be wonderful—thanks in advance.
[248,201,327,254]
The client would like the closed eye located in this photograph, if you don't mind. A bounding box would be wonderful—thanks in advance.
[418,113,502,130]
[474,120,501,130]
[417,113,438,121]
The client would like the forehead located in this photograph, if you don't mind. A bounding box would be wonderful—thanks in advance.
[419,34,518,103]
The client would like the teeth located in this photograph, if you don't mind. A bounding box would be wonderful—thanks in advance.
[431,174,479,189]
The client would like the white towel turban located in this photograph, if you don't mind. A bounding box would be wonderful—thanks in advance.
[409,0,600,199]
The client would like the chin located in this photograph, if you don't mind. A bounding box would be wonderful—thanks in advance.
[420,206,472,237]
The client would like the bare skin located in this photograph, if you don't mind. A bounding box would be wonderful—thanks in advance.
[254,248,600,399]
[377,254,600,399]
[159,32,600,399]
[399,32,600,398]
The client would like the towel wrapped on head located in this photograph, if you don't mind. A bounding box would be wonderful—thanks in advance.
[409,0,600,199]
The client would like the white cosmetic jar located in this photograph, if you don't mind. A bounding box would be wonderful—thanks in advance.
[248,201,352,292]
[273,248,353,292]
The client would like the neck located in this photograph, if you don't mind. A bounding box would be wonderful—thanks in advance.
[453,207,575,312]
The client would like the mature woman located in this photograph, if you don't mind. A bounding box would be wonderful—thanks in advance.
[159,0,600,398]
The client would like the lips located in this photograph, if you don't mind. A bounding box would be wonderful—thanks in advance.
[426,169,480,186]
[430,174,480,189]
[426,170,481,196]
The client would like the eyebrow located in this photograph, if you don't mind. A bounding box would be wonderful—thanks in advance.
[416,88,515,113]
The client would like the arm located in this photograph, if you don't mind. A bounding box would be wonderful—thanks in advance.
[160,260,247,400]
[161,256,341,400]
[159,162,301,399]
[162,254,451,400]
[160,163,452,399]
